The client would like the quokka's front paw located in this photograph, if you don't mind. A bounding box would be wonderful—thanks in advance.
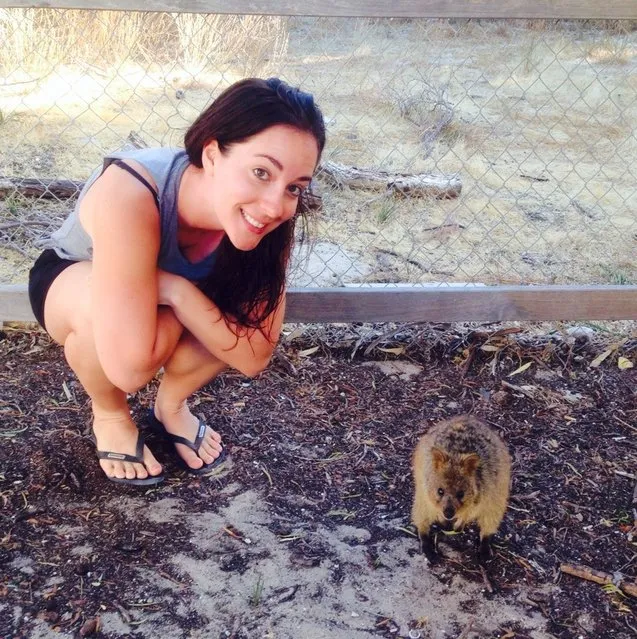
[478,536,493,563]
[418,532,440,564]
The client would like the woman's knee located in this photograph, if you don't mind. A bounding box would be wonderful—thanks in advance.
[237,353,272,378]
[43,262,92,345]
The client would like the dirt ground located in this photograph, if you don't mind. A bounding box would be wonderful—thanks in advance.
[1,322,636,639]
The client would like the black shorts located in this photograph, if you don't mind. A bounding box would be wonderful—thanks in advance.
[28,249,79,331]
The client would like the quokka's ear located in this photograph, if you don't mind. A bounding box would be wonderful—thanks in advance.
[431,447,450,471]
[460,452,481,475]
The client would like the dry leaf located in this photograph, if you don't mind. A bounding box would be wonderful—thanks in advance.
[589,349,613,368]
[617,357,634,370]
[501,381,537,398]
[377,346,405,355]
[298,346,319,357]
[62,380,73,401]
[480,344,500,352]
[508,361,532,377]
[79,616,101,637]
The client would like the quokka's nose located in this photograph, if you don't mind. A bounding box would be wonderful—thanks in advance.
[443,504,455,520]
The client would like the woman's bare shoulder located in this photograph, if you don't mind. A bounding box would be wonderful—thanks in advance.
[79,161,160,242]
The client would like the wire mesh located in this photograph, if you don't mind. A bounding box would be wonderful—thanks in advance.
[1,11,636,288]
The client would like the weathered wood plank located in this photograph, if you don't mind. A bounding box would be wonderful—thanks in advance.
[285,286,637,322]
[1,1,635,19]
[3,283,637,324]
[0,285,36,323]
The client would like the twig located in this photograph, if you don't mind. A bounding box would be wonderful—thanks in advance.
[460,346,477,379]
[614,414,637,433]
[560,562,637,598]
[479,564,495,594]
[613,470,637,480]
[359,321,420,357]
[0,221,52,230]
[520,173,549,182]
[456,619,474,639]
[422,222,466,232]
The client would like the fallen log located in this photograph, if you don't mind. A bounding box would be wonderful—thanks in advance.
[0,177,83,199]
[2,125,463,202]
[560,562,637,598]
[319,160,462,199]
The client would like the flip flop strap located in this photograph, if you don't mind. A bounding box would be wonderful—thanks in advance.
[96,430,146,463]
[168,421,206,453]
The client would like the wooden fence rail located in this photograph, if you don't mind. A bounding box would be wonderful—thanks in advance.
[2,1,637,19]
[3,285,637,324]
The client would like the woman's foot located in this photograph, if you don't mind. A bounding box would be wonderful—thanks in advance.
[153,402,223,471]
[92,409,163,482]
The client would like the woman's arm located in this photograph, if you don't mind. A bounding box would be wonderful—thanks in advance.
[159,271,285,377]
[81,165,184,391]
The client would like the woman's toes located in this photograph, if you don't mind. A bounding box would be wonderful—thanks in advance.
[201,439,221,461]
[179,445,204,470]
[204,428,222,452]
[123,462,138,480]
[198,446,215,465]
[142,447,162,477]
[100,460,116,479]
[207,428,222,444]
[112,463,127,480]
[135,462,149,479]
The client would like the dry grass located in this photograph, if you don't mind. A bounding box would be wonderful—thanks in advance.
[0,16,636,288]
[0,9,288,75]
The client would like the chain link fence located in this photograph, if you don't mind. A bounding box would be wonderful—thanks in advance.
[1,10,636,291]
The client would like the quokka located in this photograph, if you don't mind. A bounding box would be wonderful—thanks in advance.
[411,415,511,562]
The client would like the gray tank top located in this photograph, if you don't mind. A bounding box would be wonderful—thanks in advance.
[47,148,217,281]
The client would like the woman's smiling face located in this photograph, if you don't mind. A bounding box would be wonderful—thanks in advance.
[203,124,319,252]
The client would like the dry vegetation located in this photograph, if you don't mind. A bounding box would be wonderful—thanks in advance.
[0,9,288,74]
[0,13,636,287]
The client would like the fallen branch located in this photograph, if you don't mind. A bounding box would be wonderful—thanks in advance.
[479,564,495,595]
[560,562,637,598]
[0,221,52,230]
[0,177,83,199]
[2,132,462,203]
[319,161,462,199]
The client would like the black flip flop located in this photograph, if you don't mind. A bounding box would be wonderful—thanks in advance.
[146,408,226,475]
[95,429,165,486]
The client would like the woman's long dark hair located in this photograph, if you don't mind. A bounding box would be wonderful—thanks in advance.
[184,78,326,331]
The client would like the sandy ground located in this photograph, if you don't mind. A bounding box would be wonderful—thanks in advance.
[17,488,552,639]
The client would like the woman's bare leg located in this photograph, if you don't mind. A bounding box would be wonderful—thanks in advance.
[153,332,227,470]
[44,262,183,481]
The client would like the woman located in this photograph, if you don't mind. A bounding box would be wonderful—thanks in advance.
[28,78,326,486]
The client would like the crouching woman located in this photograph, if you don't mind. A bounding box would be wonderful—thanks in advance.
[28,77,326,486]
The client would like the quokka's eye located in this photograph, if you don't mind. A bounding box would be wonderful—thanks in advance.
[456,490,465,500]
[437,488,444,497]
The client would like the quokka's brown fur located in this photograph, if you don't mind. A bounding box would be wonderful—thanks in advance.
[411,415,511,561]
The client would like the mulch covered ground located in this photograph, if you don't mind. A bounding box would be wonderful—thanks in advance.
[1,322,636,639]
